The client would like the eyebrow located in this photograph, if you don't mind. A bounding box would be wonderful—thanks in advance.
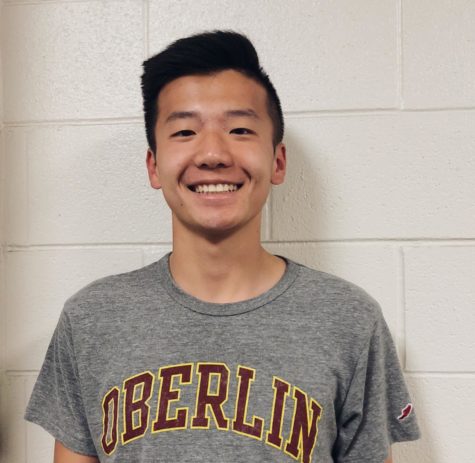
[165,111,201,124]
[224,109,260,119]
[164,108,260,124]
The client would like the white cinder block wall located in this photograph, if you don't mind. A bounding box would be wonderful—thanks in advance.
[1,0,474,461]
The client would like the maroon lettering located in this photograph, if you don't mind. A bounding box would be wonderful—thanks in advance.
[266,377,290,448]
[232,366,264,439]
[191,363,229,429]
[101,387,119,455]
[285,388,322,463]
[122,372,154,444]
[153,364,192,432]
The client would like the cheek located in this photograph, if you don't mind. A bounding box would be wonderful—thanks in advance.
[248,155,275,181]
[156,156,186,185]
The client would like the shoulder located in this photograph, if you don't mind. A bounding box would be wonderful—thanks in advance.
[288,259,383,331]
[62,259,161,319]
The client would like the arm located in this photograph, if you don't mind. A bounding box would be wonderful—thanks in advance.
[384,448,393,463]
[54,440,99,463]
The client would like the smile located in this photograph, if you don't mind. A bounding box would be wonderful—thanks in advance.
[188,183,243,194]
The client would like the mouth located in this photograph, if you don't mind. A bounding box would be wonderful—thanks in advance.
[187,183,244,194]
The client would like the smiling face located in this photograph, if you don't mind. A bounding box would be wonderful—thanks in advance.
[146,69,286,240]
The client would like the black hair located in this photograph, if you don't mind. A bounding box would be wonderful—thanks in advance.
[140,30,284,156]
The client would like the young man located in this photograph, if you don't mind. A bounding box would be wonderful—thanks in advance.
[25,31,420,462]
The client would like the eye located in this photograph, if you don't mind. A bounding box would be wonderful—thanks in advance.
[230,127,254,135]
[171,130,195,137]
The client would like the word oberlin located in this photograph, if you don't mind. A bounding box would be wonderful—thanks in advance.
[101,362,323,463]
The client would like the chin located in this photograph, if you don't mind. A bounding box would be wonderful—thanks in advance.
[192,219,248,239]
[200,221,239,234]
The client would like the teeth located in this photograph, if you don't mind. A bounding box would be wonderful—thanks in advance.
[193,183,239,193]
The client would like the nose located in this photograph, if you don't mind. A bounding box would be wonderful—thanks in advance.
[194,130,233,169]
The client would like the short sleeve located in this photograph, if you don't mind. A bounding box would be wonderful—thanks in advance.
[24,309,98,457]
[333,312,420,462]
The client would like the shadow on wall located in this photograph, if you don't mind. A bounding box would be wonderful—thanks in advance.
[273,128,436,463]
[271,129,327,246]
[392,367,439,463]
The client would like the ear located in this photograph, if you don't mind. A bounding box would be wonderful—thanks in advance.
[146,148,162,190]
[271,142,286,185]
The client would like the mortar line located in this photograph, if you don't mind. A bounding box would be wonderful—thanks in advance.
[143,0,149,59]
[25,132,31,245]
[267,191,273,241]
[4,0,103,5]
[285,106,475,116]
[405,371,475,378]
[4,106,475,128]
[4,117,143,128]
[6,370,40,376]
[22,375,28,459]
[399,246,407,368]
[5,239,475,251]
[398,0,404,110]
[262,239,475,245]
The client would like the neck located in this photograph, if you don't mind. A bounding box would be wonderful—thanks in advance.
[169,217,285,303]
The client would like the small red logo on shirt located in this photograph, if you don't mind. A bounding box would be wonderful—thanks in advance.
[398,403,413,420]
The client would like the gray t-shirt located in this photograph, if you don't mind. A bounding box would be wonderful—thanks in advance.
[25,254,420,462]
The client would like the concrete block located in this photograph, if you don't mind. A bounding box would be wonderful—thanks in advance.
[2,1,144,122]
[392,375,475,463]
[0,375,26,463]
[6,124,171,245]
[405,246,475,371]
[143,245,173,266]
[272,111,475,240]
[403,0,475,108]
[5,248,143,371]
[25,375,54,463]
[264,242,400,339]
[148,0,399,111]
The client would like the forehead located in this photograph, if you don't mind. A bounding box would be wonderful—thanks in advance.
[157,70,269,120]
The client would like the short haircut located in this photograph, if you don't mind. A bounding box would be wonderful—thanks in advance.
[141,30,284,156]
